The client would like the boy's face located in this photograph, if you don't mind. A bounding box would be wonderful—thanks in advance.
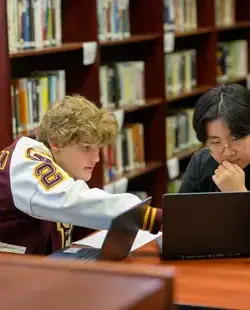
[206,118,250,169]
[51,142,100,181]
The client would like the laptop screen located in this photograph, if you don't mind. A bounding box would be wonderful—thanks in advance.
[99,197,152,261]
[162,192,250,260]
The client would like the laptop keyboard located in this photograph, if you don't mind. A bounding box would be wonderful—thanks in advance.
[75,247,100,262]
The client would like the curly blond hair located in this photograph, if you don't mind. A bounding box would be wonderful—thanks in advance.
[36,95,119,148]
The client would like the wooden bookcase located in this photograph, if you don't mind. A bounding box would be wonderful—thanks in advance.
[1,0,250,208]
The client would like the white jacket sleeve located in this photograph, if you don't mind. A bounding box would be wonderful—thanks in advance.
[10,139,141,230]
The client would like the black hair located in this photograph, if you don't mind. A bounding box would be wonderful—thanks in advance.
[193,84,250,142]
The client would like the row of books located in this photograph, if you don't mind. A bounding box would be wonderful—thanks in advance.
[103,123,145,184]
[215,0,235,27]
[166,108,202,192]
[164,0,198,32]
[100,50,197,107]
[5,0,243,57]
[7,0,62,52]
[99,43,246,105]
[165,49,197,96]
[165,0,236,33]
[97,0,130,41]
[103,108,201,185]
[216,40,248,83]
[99,61,145,109]
[166,108,201,159]
[11,70,65,138]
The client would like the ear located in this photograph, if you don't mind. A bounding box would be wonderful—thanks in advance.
[48,137,61,153]
[49,143,60,153]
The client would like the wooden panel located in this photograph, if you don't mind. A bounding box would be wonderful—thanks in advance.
[100,34,160,46]
[122,98,163,113]
[9,43,83,58]
[197,0,215,27]
[217,21,250,31]
[62,0,98,42]
[0,254,174,310]
[175,27,215,37]
[196,33,217,85]
[166,85,212,102]
[235,0,250,22]
[130,0,164,34]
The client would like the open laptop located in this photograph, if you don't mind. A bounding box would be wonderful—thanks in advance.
[159,192,250,260]
[49,197,152,262]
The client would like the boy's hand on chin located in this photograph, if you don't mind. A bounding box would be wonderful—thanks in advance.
[212,160,247,192]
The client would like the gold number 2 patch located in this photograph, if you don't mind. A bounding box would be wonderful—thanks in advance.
[35,162,63,189]
[26,148,64,190]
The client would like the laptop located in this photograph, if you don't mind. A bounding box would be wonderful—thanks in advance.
[160,191,250,260]
[49,197,152,262]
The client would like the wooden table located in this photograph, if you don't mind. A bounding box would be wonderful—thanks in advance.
[124,239,250,309]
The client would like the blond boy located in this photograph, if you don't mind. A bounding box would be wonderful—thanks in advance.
[0,95,162,255]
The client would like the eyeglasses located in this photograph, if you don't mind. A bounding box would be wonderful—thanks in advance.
[207,139,245,154]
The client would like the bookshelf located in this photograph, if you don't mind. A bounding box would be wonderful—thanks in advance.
[2,0,250,208]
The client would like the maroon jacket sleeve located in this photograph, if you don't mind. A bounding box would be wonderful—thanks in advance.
[141,206,162,234]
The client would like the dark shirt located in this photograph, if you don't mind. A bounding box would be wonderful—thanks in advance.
[179,148,250,193]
